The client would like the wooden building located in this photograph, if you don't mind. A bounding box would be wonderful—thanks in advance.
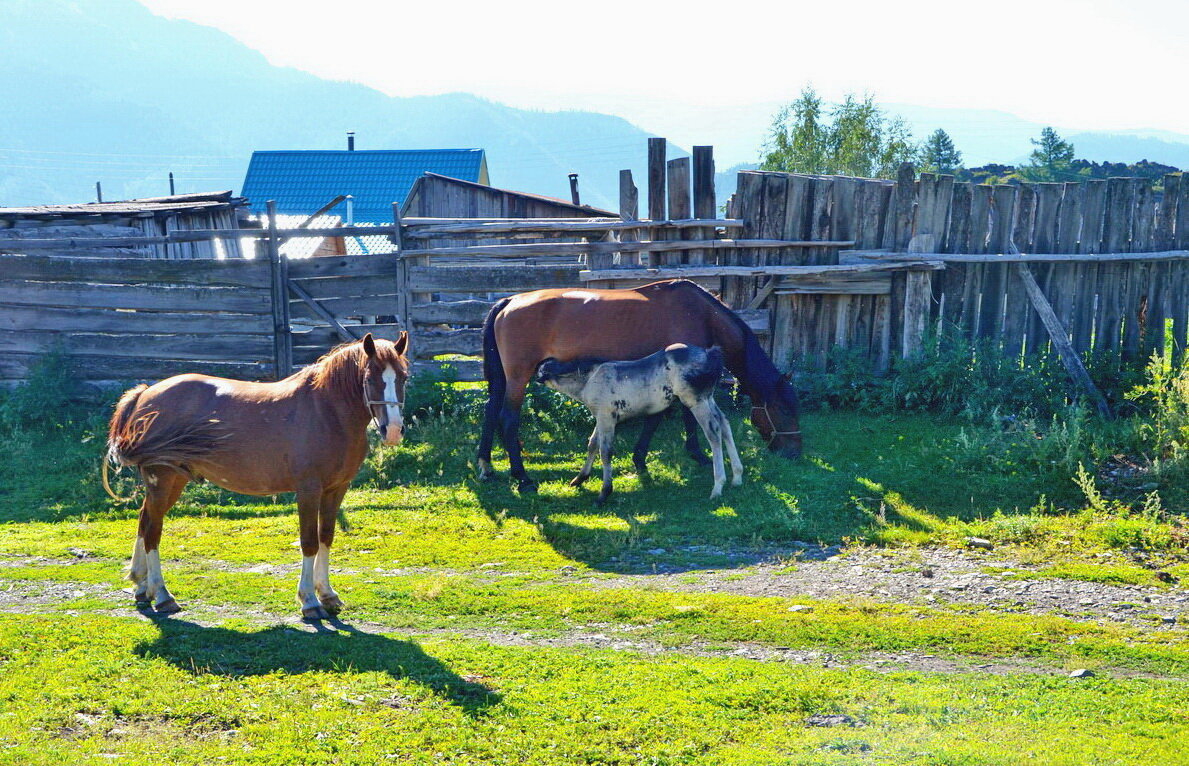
[0,191,249,259]
[402,173,615,219]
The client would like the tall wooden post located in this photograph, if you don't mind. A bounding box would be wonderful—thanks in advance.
[691,146,715,266]
[266,201,293,378]
[618,169,639,268]
[391,201,411,346]
[645,138,666,267]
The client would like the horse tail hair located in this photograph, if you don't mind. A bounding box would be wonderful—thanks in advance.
[482,297,513,404]
[104,384,226,494]
[103,384,148,501]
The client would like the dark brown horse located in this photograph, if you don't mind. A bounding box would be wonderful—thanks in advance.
[477,279,801,491]
[105,333,409,619]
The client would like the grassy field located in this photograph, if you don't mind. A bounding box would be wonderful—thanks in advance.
[1,391,1188,764]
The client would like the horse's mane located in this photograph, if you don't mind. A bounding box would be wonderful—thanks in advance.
[307,338,405,402]
[675,280,799,410]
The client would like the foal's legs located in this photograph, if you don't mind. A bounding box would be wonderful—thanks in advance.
[713,402,744,486]
[129,466,188,613]
[296,482,330,620]
[595,416,617,505]
[315,484,350,615]
[688,401,727,498]
[681,406,712,466]
[570,428,599,487]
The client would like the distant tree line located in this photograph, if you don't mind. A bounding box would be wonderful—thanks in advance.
[761,88,1181,189]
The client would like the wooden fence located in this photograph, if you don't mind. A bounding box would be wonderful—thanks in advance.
[3,149,1185,388]
[0,206,405,384]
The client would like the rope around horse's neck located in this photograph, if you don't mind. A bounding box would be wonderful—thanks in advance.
[752,403,801,446]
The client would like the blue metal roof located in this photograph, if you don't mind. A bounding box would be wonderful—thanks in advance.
[241,149,486,223]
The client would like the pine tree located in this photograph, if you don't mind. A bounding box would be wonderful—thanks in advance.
[919,129,963,173]
[1023,127,1076,181]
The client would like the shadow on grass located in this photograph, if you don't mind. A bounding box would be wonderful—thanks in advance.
[134,616,500,717]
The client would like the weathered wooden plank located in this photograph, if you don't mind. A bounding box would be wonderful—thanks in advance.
[408,264,582,293]
[0,353,270,383]
[288,295,399,319]
[403,218,743,239]
[901,270,933,356]
[852,250,1189,263]
[939,182,971,329]
[0,280,270,313]
[0,253,271,287]
[287,255,401,280]
[0,330,273,361]
[284,274,401,302]
[690,146,716,267]
[665,157,692,267]
[0,305,271,335]
[1156,173,1180,251]
[407,329,484,358]
[292,323,404,350]
[976,185,1018,341]
[409,300,493,326]
[648,137,667,223]
[772,272,892,294]
[616,169,640,267]
[579,261,942,281]
[1096,178,1135,352]
[392,238,852,260]
[881,163,916,250]
[1176,174,1189,250]
[1005,184,1036,357]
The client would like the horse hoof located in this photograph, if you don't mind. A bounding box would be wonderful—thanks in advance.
[569,474,589,488]
[154,598,182,614]
[302,606,331,621]
[516,478,538,494]
[594,493,611,507]
[320,596,344,615]
[732,478,743,486]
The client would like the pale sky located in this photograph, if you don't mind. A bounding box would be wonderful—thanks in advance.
[140,0,1188,135]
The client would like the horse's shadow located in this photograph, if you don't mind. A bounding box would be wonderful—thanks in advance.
[134,616,499,716]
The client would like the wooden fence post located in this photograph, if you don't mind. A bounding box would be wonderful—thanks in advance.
[691,146,715,266]
[901,268,932,357]
[646,138,666,267]
[617,169,639,268]
[666,157,691,265]
[266,200,293,378]
[391,201,411,343]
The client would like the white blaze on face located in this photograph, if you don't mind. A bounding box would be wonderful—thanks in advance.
[381,367,403,445]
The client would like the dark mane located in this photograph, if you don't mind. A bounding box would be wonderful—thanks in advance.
[675,280,799,411]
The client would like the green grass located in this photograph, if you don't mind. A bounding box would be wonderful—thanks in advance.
[1,614,1187,766]
[3,402,1189,763]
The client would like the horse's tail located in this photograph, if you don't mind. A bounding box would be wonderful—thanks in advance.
[104,384,226,499]
[103,384,148,501]
[482,297,513,404]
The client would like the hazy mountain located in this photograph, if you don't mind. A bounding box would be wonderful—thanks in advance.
[1,0,1184,215]
[0,0,663,211]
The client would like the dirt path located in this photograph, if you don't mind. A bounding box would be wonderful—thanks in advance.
[581,544,1188,630]
[0,573,1179,681]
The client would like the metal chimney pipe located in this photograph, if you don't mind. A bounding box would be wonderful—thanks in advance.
[347,132,355,151]
[345,195,354,225]
[568,173,580,206]
[95,181,103,203]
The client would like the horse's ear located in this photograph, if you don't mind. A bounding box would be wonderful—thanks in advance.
[394,331,409,356]
[362,333,377,358]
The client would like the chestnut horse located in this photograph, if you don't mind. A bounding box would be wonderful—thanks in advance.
[477,279,801,491]
[105,333,409,620]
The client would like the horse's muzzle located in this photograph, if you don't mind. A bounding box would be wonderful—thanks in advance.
[381,423,404,446]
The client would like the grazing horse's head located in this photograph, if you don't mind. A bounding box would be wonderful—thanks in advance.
[749,373,802,459]
[359,332,410,445]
